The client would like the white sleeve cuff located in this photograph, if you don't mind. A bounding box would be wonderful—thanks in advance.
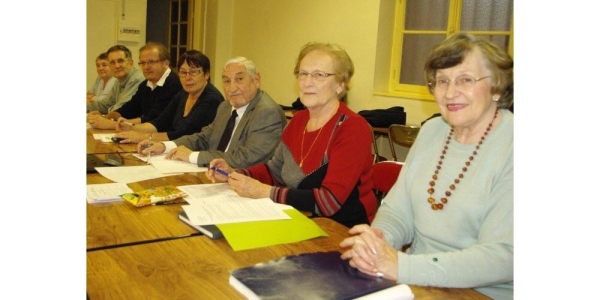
[163,141,177,152]
[189,152,199,164]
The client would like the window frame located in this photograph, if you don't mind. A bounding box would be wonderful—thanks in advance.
[168,0,192,69]
[388,0,514,101]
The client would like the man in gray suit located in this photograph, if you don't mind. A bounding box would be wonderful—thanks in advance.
[138,56,286,168]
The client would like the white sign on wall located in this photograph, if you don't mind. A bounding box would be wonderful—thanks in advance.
[118,21,142,42]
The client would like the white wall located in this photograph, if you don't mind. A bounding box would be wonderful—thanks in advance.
[204,0,234,84]
[213,0,439,125]
[235,1,379,105]
[87,0,147,88]
[87,0,438,125]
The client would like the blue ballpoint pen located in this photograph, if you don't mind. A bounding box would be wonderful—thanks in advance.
[211,167,230,178]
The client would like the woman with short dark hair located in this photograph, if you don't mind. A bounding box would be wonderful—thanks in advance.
[115,50,224,142]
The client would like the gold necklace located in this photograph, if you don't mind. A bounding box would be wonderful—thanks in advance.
[427,108,498,210]
[299,123,324,168]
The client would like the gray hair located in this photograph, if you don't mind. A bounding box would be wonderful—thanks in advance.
[223,57,258,79]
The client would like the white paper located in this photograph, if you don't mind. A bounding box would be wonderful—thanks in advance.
[151,160,208,174]
[133,152,167,162]
[95,165,172,183]
[184,194,257,206]
[178,183,237,199]
[86,183,133,203]
[133,153,208,174]
[182,197,291,225]
[93,133,116,142]
[354,284,414,300]
[180,184,294,210]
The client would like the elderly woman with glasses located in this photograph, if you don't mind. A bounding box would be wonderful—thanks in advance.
[206,42,377,228]
[87,52,117,105]
[114,50,224,143]
[339,32,514,299]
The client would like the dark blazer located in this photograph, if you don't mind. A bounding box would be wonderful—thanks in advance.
[149,82,224,140]
[116,70,183,122]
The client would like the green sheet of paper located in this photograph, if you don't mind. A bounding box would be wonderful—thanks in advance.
[217,209,329,251]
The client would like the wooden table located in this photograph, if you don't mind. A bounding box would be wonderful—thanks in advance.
[87,129,213,250]
[87,173,211,250]
[86,153,210,251]
[86,127,489,299]
[87,128,139,154]
[87,217,489,300]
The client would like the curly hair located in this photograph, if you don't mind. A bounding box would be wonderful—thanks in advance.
[424,32,513,109]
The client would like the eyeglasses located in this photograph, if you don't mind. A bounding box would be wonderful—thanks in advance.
[109,58,129,66]
[138,59,164,67]
[294,71,336,81]
[178,70,203,77]
[429,75,490,91]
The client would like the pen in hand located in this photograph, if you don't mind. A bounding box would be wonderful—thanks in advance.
[211,167,230,178]
[141,143,153,165]
[147,134,154,164]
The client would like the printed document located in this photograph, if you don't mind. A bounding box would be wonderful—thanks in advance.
[86,182,132,203]
[95,165,172,183]
[182,197,291,225]
[133,153,208,174]
[177,183,237,199]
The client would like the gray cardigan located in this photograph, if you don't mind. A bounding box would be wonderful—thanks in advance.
[173,89,287,168]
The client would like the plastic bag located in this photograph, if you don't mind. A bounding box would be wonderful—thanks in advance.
[121,185,187,207]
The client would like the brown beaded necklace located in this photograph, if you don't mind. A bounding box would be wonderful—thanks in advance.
[427,108,498,210]
[299,123,323,168]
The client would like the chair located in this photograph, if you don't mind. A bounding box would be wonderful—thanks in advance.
[371,161,403,204]
[370,161,412,251]
[369,125,387,164]
[388,124,420,161]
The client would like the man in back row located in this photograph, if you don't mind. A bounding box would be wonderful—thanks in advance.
[87,42,182,129]
[86,45,144,115]
[138,56,287,168]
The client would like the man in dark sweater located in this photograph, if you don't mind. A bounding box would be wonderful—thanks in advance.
[87,42,182,129]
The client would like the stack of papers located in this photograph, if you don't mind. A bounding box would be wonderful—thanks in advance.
[178,183,237,198]
[177,183,328,251]
[179,183,290,225]
[86,182,133,203]
[183,197,291,225]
